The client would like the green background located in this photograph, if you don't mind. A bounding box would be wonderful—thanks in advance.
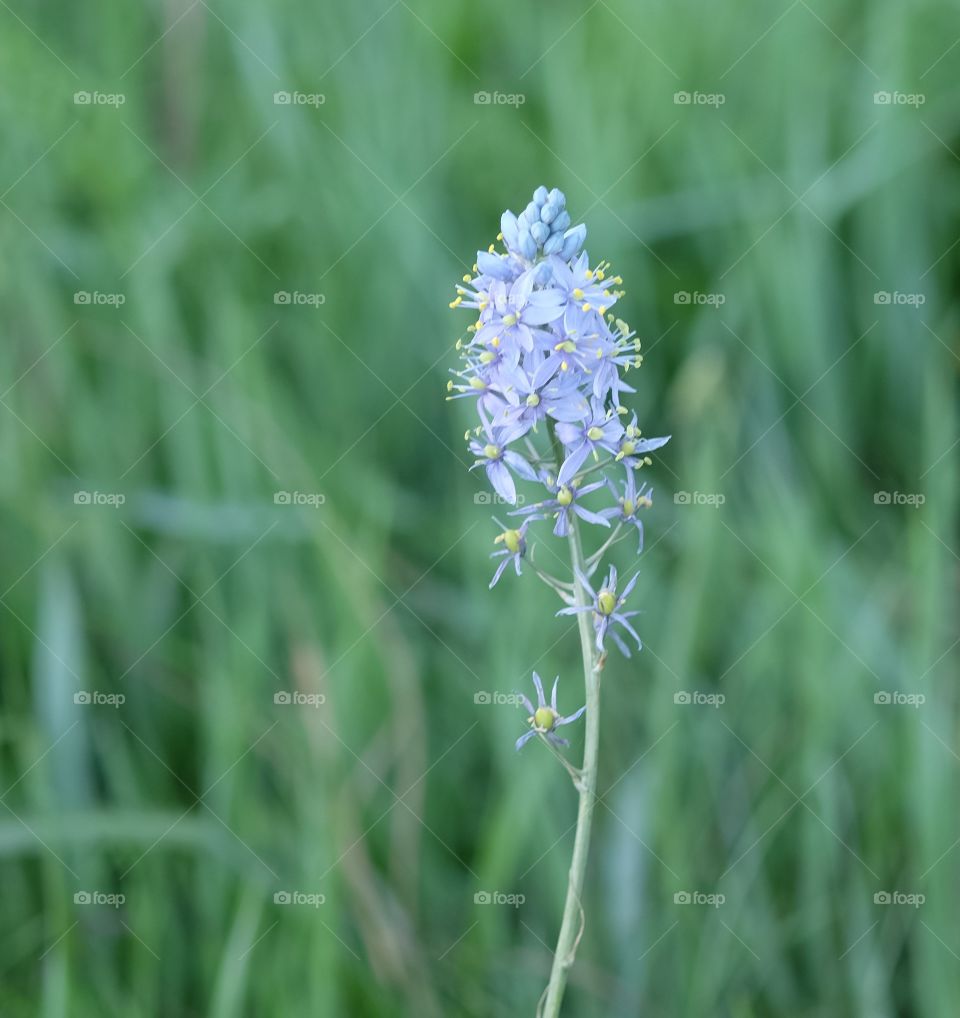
[1,1,957,1015]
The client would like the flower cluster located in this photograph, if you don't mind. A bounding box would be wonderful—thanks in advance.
[449,186,669,661]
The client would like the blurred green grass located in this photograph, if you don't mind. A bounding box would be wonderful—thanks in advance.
[1,0,958,1014]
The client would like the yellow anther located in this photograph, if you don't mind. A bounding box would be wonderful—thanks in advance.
[496,232,503,241]
[463,274,472,283]
[479,351,495,364]
[490,336,500,348]
[470,377,486,390]
[572,287,585,300]
[488,244,495,253]
[598,306,607,315]
[582,303,591,312]
[449,296,462,308]
[560,360,569,372]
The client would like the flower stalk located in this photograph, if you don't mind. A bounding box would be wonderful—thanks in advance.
[540,511,602,1018]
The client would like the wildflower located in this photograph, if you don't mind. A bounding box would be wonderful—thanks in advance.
[468,407,537,504]
[513,477,610,537]
[554,398,625,486]
[558,565,643,656]
[615,415,671,469]
[515,671,586,751]
[599,472,653,552]
[489,518,530,588]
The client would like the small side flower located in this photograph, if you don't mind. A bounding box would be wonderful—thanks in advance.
[557,564,643,657]
[515,671,586,751]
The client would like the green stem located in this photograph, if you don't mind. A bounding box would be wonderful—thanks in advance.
[539,511,601,1018]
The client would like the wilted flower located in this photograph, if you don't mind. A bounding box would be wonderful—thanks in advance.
[558,565,643,657]
[515,671,586,751]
